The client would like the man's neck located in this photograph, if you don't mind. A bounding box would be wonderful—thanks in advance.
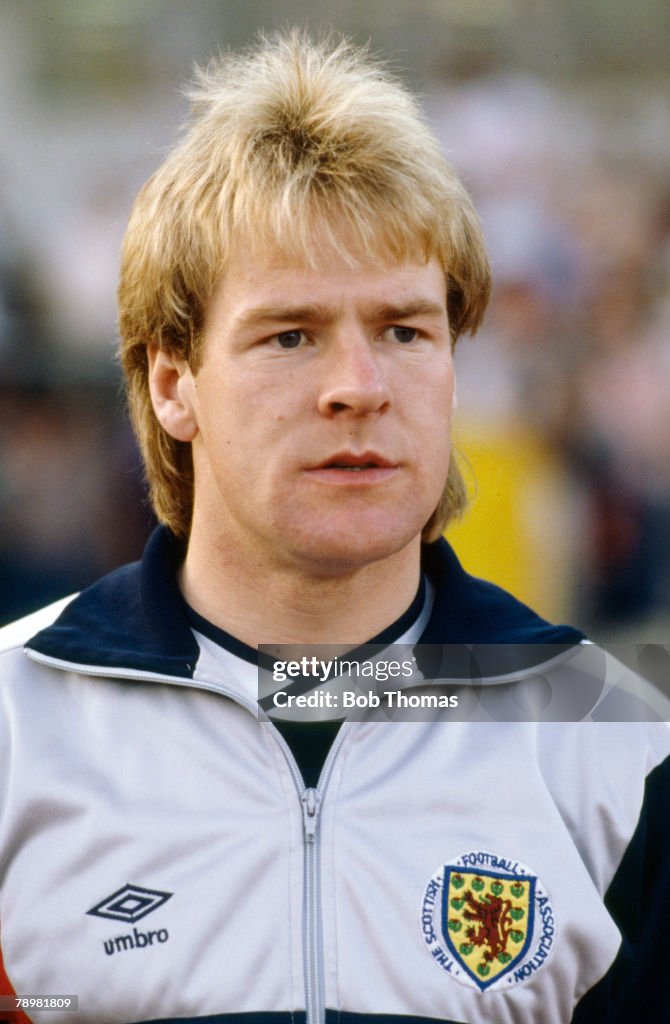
[178,527,423,648]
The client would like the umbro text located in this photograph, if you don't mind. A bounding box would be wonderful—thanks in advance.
[103,926,169,955]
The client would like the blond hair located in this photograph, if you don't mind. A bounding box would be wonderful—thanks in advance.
[118,30,491,541]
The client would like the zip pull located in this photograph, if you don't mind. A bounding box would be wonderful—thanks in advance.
[301,787,321,843]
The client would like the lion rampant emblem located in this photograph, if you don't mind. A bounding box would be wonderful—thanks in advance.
[462,887,515,961]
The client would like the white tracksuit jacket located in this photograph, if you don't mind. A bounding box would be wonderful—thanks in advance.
[1,527,669,1024]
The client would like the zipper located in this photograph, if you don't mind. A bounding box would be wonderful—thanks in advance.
[301,787,323,1024]
[261,715,350,1024]
[270,721,349,1024]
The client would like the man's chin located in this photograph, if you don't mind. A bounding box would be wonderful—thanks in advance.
[283,518,423,577]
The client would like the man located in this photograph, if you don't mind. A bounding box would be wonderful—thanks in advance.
[1,31,669,1024]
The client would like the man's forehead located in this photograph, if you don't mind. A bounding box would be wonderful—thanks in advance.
[204,250,448,327]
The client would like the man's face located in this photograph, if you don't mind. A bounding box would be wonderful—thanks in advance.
[178,242,455,576]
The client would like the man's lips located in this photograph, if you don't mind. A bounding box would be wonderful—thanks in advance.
[306,451,399,483]
[313,451,396,470]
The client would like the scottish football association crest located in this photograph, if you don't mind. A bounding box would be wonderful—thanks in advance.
[421,851,555,992]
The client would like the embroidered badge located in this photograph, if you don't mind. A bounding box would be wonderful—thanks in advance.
[421,851,555,992]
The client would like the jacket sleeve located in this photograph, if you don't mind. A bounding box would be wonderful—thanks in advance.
[570,753,670,1022]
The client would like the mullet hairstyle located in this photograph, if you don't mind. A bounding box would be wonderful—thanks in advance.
[118,30,491,542]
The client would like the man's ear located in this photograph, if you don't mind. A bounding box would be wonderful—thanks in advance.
[147,343,198,442]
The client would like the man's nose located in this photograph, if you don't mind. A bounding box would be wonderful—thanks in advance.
[317,334,392,417]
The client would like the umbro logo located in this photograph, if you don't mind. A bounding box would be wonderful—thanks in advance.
[87,883,173,923]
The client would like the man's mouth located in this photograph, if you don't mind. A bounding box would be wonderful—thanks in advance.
[316,452,395,471]
[307,452,398,483]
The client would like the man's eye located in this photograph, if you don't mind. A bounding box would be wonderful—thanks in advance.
[385,325,418,344]
[274,330,305,349]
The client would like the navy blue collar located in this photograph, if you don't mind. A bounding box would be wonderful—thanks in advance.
[28,527,199,678]
[27,525,584,678]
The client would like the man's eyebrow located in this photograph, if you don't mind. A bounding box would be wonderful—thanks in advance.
[371,299,447,321]
[236,304,334,327]
[236,299,447,328]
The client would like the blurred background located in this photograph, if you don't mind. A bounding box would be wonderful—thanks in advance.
[1,0,669,639]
